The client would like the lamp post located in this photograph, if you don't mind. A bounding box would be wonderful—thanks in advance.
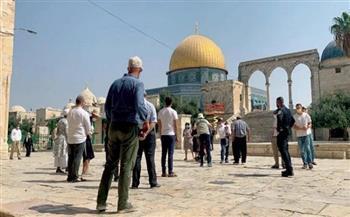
[0,28,37,36]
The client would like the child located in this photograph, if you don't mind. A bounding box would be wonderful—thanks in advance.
[183,123,194,161]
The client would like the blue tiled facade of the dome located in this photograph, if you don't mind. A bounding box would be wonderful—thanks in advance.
[321,41,345,61]
[167,67,227,85]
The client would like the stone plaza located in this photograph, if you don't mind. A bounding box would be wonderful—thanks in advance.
[1,145,349,217]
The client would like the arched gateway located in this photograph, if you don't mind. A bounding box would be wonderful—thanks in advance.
[238,49,320,112]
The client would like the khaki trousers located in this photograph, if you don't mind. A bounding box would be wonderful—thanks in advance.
[271,136,279,166]
[10,141,21,159]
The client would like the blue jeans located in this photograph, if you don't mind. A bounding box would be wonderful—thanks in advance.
[297,136,312,164]
[220,138,229,161]
[161,135,176,174]
[308,134,315,162]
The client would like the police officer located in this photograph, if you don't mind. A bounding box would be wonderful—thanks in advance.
[275,97,295,177]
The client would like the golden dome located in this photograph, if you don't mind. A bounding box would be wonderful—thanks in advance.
[169,35,226,72]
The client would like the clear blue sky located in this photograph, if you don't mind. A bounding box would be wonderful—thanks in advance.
[11,0,350,110]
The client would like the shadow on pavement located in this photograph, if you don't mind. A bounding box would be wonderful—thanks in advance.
[29,204,96,215]
[228,173,278,177]
[74,185,117,190]
[23,171,58,175]
[24,180,68,183]
[208,180,235,185]
[35,168,55,171]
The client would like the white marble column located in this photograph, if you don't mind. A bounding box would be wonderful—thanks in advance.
[288,78,293,109]
[0,1,16,159]
[265,81,270,110]
[244,82,250,113]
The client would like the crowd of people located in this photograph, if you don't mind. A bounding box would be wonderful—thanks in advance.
[8,56,317,214]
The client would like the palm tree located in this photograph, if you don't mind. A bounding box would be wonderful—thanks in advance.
[331,12,350,57]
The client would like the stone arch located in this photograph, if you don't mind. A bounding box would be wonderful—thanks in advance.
[291,63,313,107]
[238,49,320,113]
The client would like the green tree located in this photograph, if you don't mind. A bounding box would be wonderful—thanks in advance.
[21,119,34,135]
[311,92,350,140]
[159,90,199,121]
[47,118,59,149]
[331,12,350,56]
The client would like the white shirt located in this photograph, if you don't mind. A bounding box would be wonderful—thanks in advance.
[293,112,312,137]
[158,107,178,135]
[67,106,91,144]
[218,123,231,139]
[11,128,22,142]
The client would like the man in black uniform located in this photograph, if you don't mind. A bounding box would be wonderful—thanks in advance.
[276,97,295,177]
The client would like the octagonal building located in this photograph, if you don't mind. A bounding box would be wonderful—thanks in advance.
[147,34,229,106]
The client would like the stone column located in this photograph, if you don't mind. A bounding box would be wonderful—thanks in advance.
[310,66,320,105]
[287,73,293,109]
[265,81,270,110]
[0,0,16,159]
[244,82,250,113]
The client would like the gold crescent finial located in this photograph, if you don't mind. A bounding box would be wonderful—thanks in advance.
[195,21,199,34]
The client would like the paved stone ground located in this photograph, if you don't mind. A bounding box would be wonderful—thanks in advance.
[1,145,350,217]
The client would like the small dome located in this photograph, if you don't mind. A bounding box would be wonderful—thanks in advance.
[321,41,345,62]
[97,97,106,104]
[79,87,97,106]
[10,105,26,113]
[64,102,75,110]
[169,34,226,72]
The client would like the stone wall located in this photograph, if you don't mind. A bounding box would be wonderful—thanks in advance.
[243,111,274,142]
[319,57,350,97]
[202,80,243,117]
[0,0,16,159]
[247,141,350,159]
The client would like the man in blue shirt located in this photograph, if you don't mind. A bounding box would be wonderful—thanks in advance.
[132,93,160,189]
[97,56,149,213]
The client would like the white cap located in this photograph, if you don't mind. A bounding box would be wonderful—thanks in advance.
[128,56,143,69]
[62,109,70,116]
[197,113,204,119]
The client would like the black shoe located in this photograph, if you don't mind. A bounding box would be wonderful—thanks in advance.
[67,178,79,183]
[308,163,313,170]
[131,185,138,189]
[281,170,294,177]
[56,169,66,174]
[271,165,279,169]
[150,184,161,188]
[161,173,167,177]
[312,161,317,165]
[225,160,229,163]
